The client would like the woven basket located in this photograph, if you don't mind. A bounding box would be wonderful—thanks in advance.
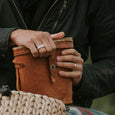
[0,90,66,115]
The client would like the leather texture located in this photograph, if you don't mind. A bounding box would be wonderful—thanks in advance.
[12,37,73,104]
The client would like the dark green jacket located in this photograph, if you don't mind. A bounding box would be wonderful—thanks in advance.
[0,0,115,107]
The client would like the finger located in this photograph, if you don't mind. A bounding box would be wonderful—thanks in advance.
[51,32,65,40]
[36,32,53,54]
[56,55,83,63]
[47,36,56,51]
[61,49,81,56]
[41,36,53,54]
[33,38,47,57]
[25,43,39,57]
[72,77,82,86]
[58,71,82,78]
[42,37,56,57]
[56,62,82,71]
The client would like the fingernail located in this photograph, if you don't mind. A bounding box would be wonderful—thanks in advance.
[56,62,61,66]
[59,71,63,75]
[61,51,65,54]
[57,56,61,61]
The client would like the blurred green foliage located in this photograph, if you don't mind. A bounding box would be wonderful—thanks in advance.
[91,94,115,115]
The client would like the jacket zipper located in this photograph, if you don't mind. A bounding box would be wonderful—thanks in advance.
[12,0,65,32]
[51,0,68,33]
[12,0,28,29]
[37,0,59,30]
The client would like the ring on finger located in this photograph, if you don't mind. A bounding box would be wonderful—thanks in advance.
[73,63,77,70]
[37,44,45,50]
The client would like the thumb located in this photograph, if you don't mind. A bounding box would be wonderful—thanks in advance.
[51,32,65,40]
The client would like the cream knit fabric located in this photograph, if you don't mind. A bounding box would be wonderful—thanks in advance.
[0,90,66,115]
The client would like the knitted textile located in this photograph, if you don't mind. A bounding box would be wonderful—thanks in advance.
[0,90,66,115]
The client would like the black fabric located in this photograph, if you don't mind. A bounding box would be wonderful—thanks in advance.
[0,0,115,108]
[16,0,54,29]
[16,0,39,27]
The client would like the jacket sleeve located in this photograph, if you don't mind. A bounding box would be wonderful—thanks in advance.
[0,28,18,56]
[73,0,115,106]
[77,58,115,97]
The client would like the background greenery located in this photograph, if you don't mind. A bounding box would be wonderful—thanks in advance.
[91,93,115,115]
[85,49,115,115]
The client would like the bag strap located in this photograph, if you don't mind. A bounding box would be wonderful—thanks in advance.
[49,51,57,83]
[12,59,25,91]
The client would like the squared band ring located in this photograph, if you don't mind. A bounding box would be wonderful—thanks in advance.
[37,45,45,50]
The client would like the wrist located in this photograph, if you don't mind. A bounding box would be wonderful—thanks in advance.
[72,76,83,89]
[9,29,22,47]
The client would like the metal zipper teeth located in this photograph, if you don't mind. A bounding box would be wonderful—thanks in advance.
[51,0,67,33]
[37,0,59,31]
[12,0,28,29]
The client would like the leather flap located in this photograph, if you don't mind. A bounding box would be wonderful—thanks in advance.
[12,37,73,57]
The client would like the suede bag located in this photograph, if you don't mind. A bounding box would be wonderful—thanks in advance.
[12,37,73,104]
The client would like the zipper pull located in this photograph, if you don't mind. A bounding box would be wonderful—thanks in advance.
[63,0,67,9]
[51,0,68,33]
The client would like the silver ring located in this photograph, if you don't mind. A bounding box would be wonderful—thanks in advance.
[74,64,77,70]
[37,45,45,50]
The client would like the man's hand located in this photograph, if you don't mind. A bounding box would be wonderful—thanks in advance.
[56,49,84,86]
[10,29,65,57]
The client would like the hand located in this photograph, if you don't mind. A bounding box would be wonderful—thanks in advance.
[10,29,65,57]
[56,49,84,86]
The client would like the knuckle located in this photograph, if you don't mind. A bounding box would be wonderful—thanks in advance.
[39,49,46,54]
[77,72,81,78]
[51,43,56,50]
[34,33,41,38]
[39,32,50,40]
[44,32,50,36]
[26,39,33,44]
[73,49,77,54]
[37,32,46,39]
[52,46,56,51]
[35,32,40,37]
[80,58,84,64]
[33,37,38,41]
[32,51,38,57]
[47,48,52,53]
[39,33,45,38]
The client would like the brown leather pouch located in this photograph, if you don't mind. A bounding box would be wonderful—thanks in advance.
[12,37,73,104]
